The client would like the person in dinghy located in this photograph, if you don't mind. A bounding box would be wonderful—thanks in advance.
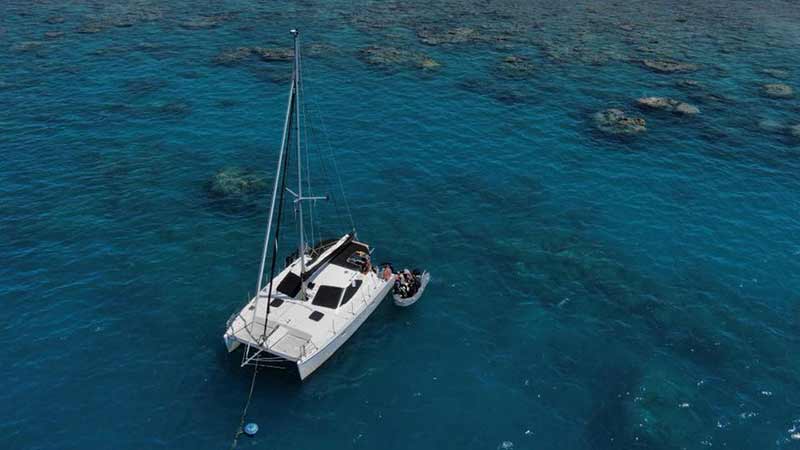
[393,269,418,298]
[390,267,430,306]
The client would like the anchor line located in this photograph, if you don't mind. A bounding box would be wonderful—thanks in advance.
[230,365,259,450]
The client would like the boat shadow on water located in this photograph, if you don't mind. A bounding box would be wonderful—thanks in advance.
[219,346,303,386]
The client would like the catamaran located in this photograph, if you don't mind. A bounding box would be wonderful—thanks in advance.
[223,30,395,380]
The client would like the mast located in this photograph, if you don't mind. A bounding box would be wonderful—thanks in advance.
[254,31,297,335]
[292,29,307,301]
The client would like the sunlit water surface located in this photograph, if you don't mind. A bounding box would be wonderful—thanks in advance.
[2,0,800,449]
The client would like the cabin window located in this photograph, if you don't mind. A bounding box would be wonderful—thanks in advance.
[340,280,362,306]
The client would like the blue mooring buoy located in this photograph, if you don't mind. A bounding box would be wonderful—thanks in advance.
[244,423,259,436]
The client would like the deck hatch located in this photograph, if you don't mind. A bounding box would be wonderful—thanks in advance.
[276,272,302,298]
[308,311,324,321]
[311,285,343,308]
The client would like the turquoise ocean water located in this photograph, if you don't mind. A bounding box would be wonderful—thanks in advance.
[2,0,800,449]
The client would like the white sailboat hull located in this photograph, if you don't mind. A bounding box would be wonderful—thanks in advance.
[221,32,398,382]
[223,239,395,380]
[297,278,393,379]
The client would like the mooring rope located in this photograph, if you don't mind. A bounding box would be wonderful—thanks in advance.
[230,365,259,450]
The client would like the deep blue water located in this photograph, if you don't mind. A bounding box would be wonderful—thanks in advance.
[2,0,800,449]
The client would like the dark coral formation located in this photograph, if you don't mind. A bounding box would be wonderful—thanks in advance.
[251,47,294,62]
[179,12,238,30]
[213,47,256,66]
[636,97,700,115]
[761,83,794,99]
[154,101,191,118]
[76,22,108,34]
[416,21,528,49]
[641,59,700,74]
[457,78,536,104]
[11,41,44,52]
[206,167,268,212]
[213,47,294,66]
[208,168,266,197]
[593,109,647,135]
[44,16,65,25]
[416,26,482,45]
[71,3,164,34]
[620,363,707,447]
[762,68,790,80]
[123,78,169,95]
[789,124,800,140]
[494,55,535,79]
[357,46,440,71]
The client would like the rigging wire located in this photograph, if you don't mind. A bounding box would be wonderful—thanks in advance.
[308,120,348,235]
[303,97,354,236]
[317,104,356,235]
[301,61,357,235]
[300,63,348,237]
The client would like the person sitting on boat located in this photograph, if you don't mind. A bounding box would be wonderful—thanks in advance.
[411,269,422,292]
[391,269,419,298]
[401,269,422,297]
[382,265,393,281]
[402,269,414,293]
[361,254,372,274]
[394,272,409,297]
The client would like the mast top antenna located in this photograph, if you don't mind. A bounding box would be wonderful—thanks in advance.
[290,29,298,37]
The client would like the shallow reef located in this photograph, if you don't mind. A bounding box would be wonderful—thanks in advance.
[205,167,268,212]
[640,59,700,74]
[11,41,45,53]
[762,68,790,80]
[621,362,708,448]
[212,47,254,66]
[456,77,537,104]
[761,83,794,99]
[593,109,647,135]
[415,25,521,48]
[493,55,535,80]
[790,124,800,140]
[636,97,700,115]
[179,12,238,30]
[417,26,480,46]
[213,46,294,66]
[357,46,440,72]
[153,100,192,118]
[123,78,169,95]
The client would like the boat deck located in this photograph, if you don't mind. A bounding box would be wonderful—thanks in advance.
[226,239,390,363]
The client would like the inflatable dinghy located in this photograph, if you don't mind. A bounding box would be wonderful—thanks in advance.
[393,271,430,307]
